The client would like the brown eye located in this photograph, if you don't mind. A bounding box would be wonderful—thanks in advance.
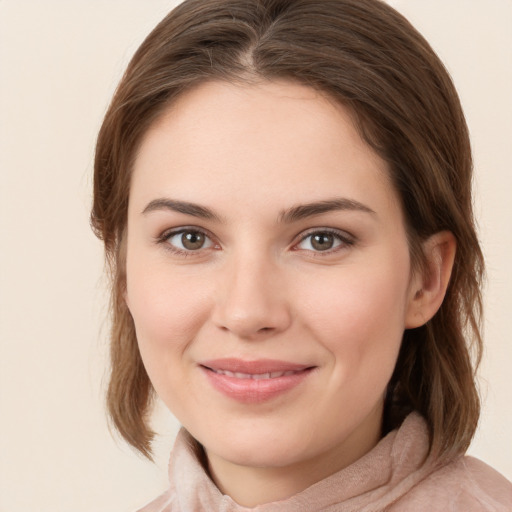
[181,231,205,250]
[296,230,350,253]
[165,229,214,252]
[311,233,335,251]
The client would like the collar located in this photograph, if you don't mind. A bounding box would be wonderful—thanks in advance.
[167,413,436,511]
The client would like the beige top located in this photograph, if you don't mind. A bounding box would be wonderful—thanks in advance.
[138,413,512,511]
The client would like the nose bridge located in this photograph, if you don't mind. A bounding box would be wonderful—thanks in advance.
[213,247,291,338]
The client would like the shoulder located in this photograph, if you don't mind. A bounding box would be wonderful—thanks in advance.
[391,455,512,511]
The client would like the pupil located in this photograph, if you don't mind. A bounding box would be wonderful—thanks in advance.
[182,232,204,250]
[312,233,333,251]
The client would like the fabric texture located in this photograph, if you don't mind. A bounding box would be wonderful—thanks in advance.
[137,413,512,511]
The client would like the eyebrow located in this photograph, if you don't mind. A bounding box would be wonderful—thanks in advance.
[278,198,376,223]
[142,198,221,221]
[141,196,375,223]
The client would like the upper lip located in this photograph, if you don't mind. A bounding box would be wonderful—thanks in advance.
[200,358,313,374]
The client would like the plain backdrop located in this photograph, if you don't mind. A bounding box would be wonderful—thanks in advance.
[0,1,511,511]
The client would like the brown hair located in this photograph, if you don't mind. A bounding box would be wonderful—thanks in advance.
[91,0,484,461]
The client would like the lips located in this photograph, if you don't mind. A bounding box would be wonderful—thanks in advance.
[209,368,299,379]
[199,358,315,403]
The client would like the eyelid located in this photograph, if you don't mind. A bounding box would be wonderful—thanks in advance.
[156,225,220,255]
[154,225,355,256]
[292,227,355,253]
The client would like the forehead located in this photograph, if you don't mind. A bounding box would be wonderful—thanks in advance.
[130,80,397,217]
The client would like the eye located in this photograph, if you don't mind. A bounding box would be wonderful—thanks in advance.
[164,229,215,252]
[295,230,352,252]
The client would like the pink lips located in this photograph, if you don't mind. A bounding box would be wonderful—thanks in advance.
[200,358,314,404]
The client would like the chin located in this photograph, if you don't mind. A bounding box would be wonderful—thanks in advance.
[192,419,318,469]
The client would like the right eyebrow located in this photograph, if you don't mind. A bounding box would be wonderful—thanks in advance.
[141,198,222,222]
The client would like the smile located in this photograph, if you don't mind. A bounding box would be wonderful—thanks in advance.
[209,369,299,379]
[199,358,315,403]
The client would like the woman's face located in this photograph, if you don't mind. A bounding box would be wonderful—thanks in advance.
[126,80,421,481]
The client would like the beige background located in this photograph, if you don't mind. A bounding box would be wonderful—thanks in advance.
[0,1,510,510]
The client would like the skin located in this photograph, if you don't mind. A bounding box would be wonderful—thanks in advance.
[125,80,454,507]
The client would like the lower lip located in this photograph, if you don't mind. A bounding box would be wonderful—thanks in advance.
[201,367,314,404]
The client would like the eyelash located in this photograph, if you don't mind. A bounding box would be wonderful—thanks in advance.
[156,227,355,257]
[156,227,218,257]
[294,228,355,256]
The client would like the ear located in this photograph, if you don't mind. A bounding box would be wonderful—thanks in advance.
[405,231,456,329]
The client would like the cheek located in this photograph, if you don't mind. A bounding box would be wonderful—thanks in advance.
[296,260,410,375]
[125,262,216,413]
[125,259,211,364]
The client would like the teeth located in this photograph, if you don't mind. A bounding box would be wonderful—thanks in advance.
[212,369,298,379]
[252,372,271,380]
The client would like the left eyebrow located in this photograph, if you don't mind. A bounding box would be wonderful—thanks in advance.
[278,198,376,224]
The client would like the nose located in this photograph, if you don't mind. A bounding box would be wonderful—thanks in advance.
[212,254,292,340]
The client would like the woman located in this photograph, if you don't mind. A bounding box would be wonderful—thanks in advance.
[91,0,512,509]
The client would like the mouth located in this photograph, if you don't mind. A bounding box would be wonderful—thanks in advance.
[199,358,315,403]
[206,368,301,380]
